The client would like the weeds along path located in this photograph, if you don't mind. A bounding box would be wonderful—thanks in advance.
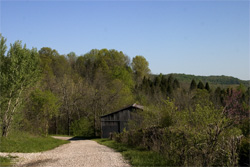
[0,136,130,167]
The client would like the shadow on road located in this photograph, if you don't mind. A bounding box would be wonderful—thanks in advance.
[68,136,100,141]
[51,135,100,141]
[25,158,58,167]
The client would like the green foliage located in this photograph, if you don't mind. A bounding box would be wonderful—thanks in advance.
[0,38,40,137]
[171,102,242,166]
[72,49,136,136]
[132,55,150,84]
[112,66,134,87]
[173,78,180,89]
[0,35,248,166]
[128,109,157,130]
[167,73,249,87]
[70,117,94,137]
[52,55,72,78]
[67,52,77,66]
[128,100,177,130]
[77,49,132,84]
[159,100,177,127]
[123,150,168,166]
[117,95,243,166]
[136,74,181,105]
[149,100,177,128]
[26,89,60,136]
[205,82,211,91]
[190,79,197,91]
[0,155,15,166]
[192,89,211,106]
[197,81,205,89]
[239,118,250,137]
[0,34,7,59]
[0,131,69,152]
[94,138,168,166]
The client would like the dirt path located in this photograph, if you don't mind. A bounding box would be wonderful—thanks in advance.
[0,136,130,167]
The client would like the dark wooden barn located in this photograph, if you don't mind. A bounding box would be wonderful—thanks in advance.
[100,103,143,138]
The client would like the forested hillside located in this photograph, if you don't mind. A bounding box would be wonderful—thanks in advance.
[0,34,150,137]
[0,35,249,166]
[163,73,249,88]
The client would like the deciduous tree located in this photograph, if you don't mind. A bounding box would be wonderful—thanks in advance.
[0,38,40,137]
[28,89,60,136]
[132,55,150,84]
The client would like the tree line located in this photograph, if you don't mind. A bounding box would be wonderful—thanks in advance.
[115,75,249,166]
[0,34,152,137]
[0,34,249,166]
[166,73,249,87]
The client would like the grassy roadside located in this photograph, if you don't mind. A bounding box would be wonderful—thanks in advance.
[0,132,70,166]
[93,138,168,166]
[0,155,16,166]
[0,132,70,153]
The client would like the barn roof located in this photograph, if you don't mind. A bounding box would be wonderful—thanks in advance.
[100,103,143,118]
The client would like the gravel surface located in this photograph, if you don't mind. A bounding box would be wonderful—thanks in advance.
[0,136,130,167]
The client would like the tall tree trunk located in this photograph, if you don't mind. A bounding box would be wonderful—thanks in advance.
[67,111,70,136]
[1,121,9,137]
[2,88,23,137]
[45,120,48,137]
[55,116,58,135]
[94,110,96,136]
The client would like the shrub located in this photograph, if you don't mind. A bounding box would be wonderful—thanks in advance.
[70,117,94,137]
[113,101,243,166]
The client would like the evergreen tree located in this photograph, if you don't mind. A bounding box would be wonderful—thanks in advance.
[173,79,180,90]
[205,82,210,91]
[154,75,161,87]
[167,74,174,86]
[197,81,205,89]
[160,76,167,93]
[141,76,150,93]
[190,79,197,91]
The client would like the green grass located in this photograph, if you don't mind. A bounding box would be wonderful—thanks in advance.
[94,138,168,166]
[0,155,17,166]
[0,131,70,153]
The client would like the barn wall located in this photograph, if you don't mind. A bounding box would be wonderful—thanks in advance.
[101,108,133,138]
[101,121,119,138]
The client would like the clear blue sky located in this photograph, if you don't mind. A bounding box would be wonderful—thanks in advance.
[1,0,249,80]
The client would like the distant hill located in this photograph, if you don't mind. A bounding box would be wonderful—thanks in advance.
[161,73,249,88]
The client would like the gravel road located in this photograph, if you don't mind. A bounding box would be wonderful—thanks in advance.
[0,136,130,167]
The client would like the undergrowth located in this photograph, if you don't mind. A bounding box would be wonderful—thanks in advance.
[94,138,168,166]
[0,155,17,166]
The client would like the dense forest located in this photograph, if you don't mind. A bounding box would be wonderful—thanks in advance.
[0,34,249,166]
[163,73,249,88]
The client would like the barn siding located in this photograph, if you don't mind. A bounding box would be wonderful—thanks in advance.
[100,104,143,138]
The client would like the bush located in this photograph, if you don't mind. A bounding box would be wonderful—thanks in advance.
[94,138,168,166]
[113,101,243,166]
[70,117,94,137]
